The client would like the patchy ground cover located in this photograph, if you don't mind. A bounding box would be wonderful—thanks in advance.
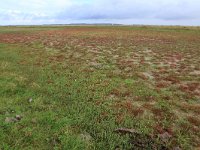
[0,26,200,150]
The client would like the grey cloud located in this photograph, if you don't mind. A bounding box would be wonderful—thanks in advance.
[58,1,155,20]
[57,0,200,21]
[1,0,200,25]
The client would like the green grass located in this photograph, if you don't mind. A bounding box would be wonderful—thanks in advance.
[0,43,135,149]
[0,26,200,149]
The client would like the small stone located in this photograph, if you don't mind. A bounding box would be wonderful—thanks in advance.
[29,98,33,103]
[5,117,17,123]
[15,115,22,121]
[5,115,22,123]
[80,133,93,142]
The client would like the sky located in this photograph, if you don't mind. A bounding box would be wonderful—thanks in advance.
[0,0,200,26]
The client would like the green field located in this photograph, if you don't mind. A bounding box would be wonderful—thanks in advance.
[0,26,200,150]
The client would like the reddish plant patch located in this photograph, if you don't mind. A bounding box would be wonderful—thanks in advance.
[187,116,200,127]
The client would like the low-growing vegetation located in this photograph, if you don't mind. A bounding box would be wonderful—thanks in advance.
[0,26,200,150]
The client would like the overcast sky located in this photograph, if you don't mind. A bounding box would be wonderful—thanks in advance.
[0,0,200,25]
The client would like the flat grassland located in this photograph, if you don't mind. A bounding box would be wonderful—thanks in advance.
[0,26,200,150]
